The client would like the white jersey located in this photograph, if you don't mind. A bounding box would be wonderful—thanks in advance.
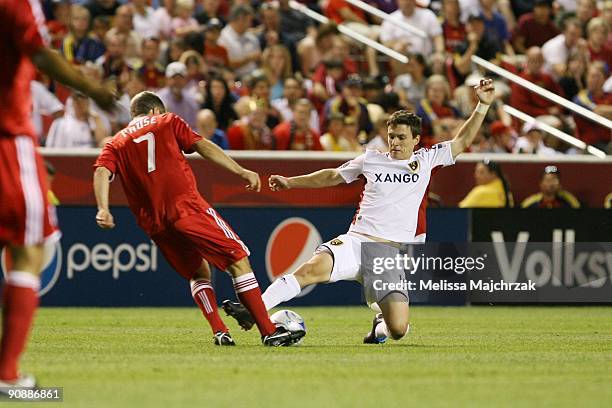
[337,142,455,243]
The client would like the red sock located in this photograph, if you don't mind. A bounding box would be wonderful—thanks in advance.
[232,273,276,336]
[0,272,40,381]
[190,279,228,334]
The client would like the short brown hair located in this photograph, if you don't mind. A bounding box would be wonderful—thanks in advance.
[387,110,421,138]
[130,91,166,117]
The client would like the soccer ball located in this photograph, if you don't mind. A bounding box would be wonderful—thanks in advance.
[270,309,306,340]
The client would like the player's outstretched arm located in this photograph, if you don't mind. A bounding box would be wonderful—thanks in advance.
[450,78,495,159]
[93,167,115,229]
[193,139,261,191]
[32,48,116,111]
[269,169,345,191]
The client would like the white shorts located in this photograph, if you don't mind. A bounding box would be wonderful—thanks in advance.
[318,232,373,284]
[317,232,410,307]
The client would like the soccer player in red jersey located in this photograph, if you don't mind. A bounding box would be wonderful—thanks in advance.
[0,0,115,390]
[93,91,304,347]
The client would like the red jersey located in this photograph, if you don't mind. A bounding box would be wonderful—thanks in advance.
[272,121,322,151]
[325,0,365,24]
[510,71,561,117]
[94,113,208,235]
[442,21,466,53]
[0,0,49,139]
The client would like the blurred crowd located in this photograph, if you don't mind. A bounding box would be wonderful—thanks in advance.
[34,0,612,154]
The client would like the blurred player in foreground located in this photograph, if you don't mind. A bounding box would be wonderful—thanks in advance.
[0,0,115,390]
[93,91,304,347]
[224,79,495,344]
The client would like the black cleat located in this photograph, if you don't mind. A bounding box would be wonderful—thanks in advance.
[363,313,387,344]
[262,326,305,347]
[213,331,236,346]
[222,300,255,331]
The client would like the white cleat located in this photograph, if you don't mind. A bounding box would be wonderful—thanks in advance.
[0,373,37,394]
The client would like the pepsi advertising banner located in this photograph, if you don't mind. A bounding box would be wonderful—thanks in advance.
[0,207,469,307]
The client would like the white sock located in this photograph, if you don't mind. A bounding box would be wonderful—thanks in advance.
[7,271,40,290]
[375,321,410,340]
[374,321,390,339]
[262,274,301,310]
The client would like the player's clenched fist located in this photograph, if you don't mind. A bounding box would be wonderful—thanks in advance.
[269,175,290,191]
[474,78,495,105]
[96,209,115,229]
[240,169,261,192]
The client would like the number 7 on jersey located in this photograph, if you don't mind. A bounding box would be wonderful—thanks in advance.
[133,132,156,173]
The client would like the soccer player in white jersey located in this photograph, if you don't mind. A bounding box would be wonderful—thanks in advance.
[224,79,495,343]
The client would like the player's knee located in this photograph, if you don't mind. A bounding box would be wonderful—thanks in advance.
[388,321,410,340]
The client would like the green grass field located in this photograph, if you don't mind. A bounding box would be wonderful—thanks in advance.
[14,306,612,407]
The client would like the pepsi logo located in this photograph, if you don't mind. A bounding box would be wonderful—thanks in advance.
[265,218,322,297]
[1,241,62,297]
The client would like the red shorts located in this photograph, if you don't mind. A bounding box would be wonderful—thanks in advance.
[0,136,59,247]
[151,208,250,279]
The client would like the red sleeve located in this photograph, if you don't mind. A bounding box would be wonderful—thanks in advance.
[272,123,290,150]
[169,113,203,153]
[5,0,49,55]
[94,141,119,175]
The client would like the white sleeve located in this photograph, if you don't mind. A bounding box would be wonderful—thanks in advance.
[425,142,455,168]
[38,86,64,115]
[542,38,563,65]
[426,11,443,37]
[337,154,365,183]
[45,118,62,147]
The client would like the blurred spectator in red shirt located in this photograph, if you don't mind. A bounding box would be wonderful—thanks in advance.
[273,99,322,150]
[572,62,612,149]
[133,37,165,90]
[227,99,275,149]
[586,17,612,70]
[512,0,559,54]
[441,0,467,54]
[510,47,563,118]
[487,121,516,153]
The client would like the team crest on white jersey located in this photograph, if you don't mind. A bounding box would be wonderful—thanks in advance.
[330,239,344,246]
[408,161,420,173]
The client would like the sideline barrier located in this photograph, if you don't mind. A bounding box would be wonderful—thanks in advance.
[4,208,610,306]
[41,149,612,208]
[4,207,467,306]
